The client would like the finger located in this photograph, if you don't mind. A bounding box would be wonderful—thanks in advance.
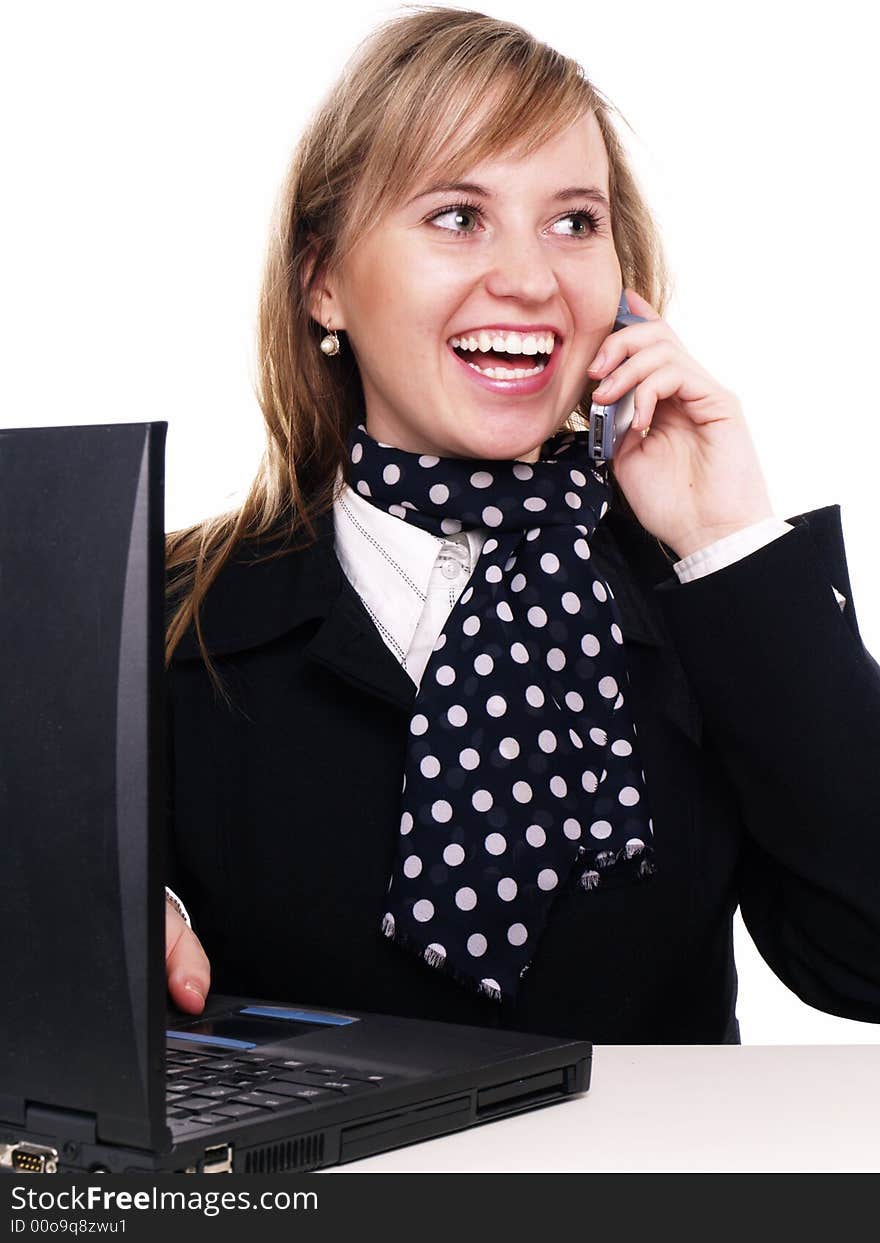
[634,362,737,430]
[621,287,662,319]
[590,342,678,402]
[165,906,211,1014]
[632,362,687,430]
[588,319,678,377]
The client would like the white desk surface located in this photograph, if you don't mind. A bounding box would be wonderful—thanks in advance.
[329,1044,880,1173]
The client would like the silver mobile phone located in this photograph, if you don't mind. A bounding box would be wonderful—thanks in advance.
[587,289,648,463]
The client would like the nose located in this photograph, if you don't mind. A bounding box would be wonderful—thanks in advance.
[481,228,560,305]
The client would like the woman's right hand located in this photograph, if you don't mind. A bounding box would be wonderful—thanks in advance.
[166,901,211,1013]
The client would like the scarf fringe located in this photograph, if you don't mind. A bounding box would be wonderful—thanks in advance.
[381,839,656,1003]
[381,913,505,1004]
[578,840,657,891]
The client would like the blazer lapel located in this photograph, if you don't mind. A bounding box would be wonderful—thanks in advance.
[169,504,420,710]
[169,508,341,661]
[588,517,665,647]
[303,573,420,712]
[588,514,704,748]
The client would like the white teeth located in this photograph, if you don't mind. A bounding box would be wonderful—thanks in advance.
[466,361,547,379]
[449,330,556,355]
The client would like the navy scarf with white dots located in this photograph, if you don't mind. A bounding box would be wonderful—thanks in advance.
[346,421,656,1005]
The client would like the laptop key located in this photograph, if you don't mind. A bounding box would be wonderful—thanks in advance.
[188,1085,240,1100]
[176,1096,230,1111]
[300,1063,391,1083]
[259,1078,324,1099]
[323,1069,397,1085]
[274,1073,375,1094]
[174,1114,217,1128]
[185,1111,232,1127]
[230,1092,287,1110]
[169,1118,209,1135]
[269,1084,340,1103]
[212,1102,266,1119]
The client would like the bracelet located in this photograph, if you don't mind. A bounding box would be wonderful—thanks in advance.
[165,887,192,929]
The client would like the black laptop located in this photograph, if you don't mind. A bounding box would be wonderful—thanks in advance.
[0,421,591,1176]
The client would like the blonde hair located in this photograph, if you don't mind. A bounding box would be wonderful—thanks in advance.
[165,3,674,700]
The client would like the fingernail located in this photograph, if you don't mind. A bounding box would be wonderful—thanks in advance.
[589,351,607,373]
[183,980,205,1003]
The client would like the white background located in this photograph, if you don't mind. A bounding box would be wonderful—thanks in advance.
[3,0,878,1044]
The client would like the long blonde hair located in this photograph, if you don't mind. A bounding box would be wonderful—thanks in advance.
[165,4,674,700]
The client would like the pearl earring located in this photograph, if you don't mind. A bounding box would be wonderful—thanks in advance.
[320,319,340,356]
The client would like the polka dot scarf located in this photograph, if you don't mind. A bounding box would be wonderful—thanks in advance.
[346,421,656,1005]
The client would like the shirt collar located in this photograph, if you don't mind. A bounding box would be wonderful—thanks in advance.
[333,466,486,660]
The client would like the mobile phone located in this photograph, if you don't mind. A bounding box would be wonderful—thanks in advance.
[587,289,648,463]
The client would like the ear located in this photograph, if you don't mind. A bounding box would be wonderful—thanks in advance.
[301,238,347,333]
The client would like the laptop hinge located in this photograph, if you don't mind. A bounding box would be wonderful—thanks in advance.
[25,1103,97,1146]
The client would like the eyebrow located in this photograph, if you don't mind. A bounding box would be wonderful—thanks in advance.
[406,180,611,211]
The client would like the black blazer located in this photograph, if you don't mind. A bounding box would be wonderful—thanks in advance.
[166,497,880,1044]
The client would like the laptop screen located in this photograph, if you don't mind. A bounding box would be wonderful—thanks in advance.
[0,422,170,1151]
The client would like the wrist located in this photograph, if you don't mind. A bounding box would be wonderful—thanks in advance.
[670,514,776,560]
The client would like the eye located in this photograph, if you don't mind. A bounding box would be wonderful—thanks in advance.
[425,200,606,239]
[426,200,483,235]
[550,206,605,238]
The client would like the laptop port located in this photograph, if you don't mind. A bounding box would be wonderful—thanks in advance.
[0,1142,59,1174]
[202,1143,233,1174]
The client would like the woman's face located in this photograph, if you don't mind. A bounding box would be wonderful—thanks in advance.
[316,110,622,463]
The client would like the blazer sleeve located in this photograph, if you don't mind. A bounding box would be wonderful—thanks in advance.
[652,504,880,1023]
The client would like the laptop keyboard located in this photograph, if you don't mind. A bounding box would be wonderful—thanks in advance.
[166,1049,402,1134]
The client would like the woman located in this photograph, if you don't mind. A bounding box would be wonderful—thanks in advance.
[163,5,880,1042]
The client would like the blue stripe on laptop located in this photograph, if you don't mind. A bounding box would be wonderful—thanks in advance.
[239,1006,356,1025]
[166,1030,256,1049]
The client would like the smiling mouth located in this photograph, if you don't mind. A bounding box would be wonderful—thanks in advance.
[450,343,551,376]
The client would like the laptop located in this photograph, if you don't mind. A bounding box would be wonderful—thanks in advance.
[0,421,591,1176]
